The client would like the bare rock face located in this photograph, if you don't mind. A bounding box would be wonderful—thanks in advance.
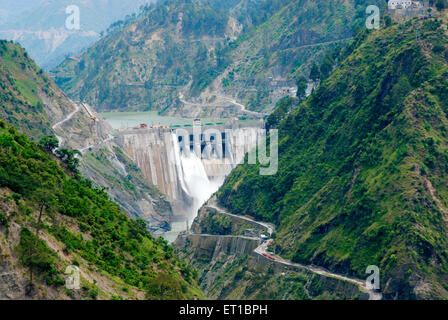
[0,235,62,300]
[0,260,25,300]
[0,41,170,237]
[78,142,173,233]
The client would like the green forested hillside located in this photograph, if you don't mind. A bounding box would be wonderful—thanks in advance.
[0,40,54,139]
[53,0,384,114]
[0,121,202,299]
[217,17,448,299]
[55,0,235,112]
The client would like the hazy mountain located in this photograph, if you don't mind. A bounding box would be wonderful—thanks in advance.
[0,0,156,69]
[0,0,47,25]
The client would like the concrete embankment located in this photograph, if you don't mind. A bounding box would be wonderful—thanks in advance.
[175,202,372,300]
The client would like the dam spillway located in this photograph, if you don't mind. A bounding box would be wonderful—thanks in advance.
[114,124,262,224]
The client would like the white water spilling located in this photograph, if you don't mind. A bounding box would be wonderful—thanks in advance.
[118,128,260,242]
[171,133,222,223]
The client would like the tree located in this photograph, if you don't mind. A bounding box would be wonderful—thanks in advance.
[309,63,320,83]
[296,76,308,99]
[56,148,81,172]
[436,0,445,11]
[34,180,57,236]
[319,56,334,80]
[17,228,55,286]
[39,135,59,152]
[384,15,392,28]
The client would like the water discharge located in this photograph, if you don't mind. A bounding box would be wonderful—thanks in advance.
[111,119,261,242]
[172,133,223,225]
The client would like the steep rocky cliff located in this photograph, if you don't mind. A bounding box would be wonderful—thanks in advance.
[175,204,369,300]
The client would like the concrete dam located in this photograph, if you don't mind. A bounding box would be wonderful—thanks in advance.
[114,124,263,228]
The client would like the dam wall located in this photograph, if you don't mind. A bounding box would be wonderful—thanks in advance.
[116,129,186,201]
[115,126,261,219]
[175,233,261,261]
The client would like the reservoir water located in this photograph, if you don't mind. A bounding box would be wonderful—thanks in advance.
[100,111,258,130]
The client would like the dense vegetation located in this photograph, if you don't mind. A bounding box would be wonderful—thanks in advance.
[266,97,298,130]
[201,210,232,235]
[0,40,53,139]
[218,17,448,299]
[0,121,202,299]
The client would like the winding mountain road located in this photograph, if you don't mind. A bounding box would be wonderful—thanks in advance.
[219,95,267,118]
[51,103,81,147]
[205,200,382,300]
[79,133,115,154]
[178,92,266,118]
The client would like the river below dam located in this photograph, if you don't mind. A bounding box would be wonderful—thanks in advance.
[158,221,190,243]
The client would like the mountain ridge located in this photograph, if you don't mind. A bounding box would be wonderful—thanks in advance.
[53,0,384,116]
[0,120,203,299]
[215,14,448,299]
